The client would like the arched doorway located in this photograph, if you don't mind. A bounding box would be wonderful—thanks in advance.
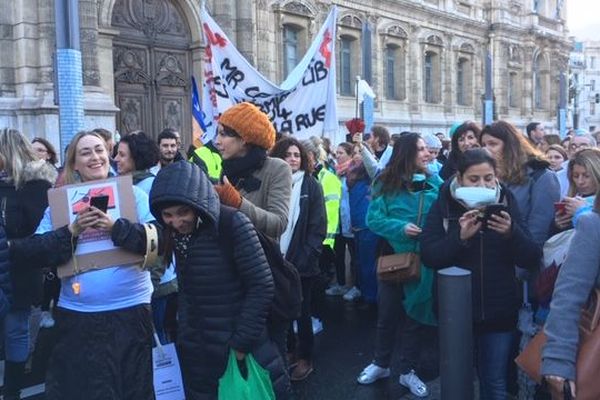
[111,0,192,143]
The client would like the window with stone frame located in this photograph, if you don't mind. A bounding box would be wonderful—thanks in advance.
[337,15,362,97]
[533,53,549,110]
[508,71,520,108]
[283,25,300,77]
[384,44,405,100]
[424,51,441,103]
[456,56,473,106]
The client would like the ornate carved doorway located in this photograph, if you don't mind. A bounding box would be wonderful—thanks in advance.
[112,0,192,142]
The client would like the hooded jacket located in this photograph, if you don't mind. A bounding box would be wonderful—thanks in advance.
[113,161,286,398]
[420,180,541,331]
[0,224,11,318]
[0,160,56,308]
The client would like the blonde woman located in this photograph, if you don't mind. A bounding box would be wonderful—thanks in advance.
[0,128,57,399]
[10,131,155,399]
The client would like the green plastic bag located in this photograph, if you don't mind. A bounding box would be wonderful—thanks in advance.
[218,349,275,400]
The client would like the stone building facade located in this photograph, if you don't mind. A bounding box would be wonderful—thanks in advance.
[572,41,600,131]
[0,0,571,151]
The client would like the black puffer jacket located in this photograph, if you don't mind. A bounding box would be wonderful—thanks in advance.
[420,180,541,331]
[0,160,56,309]
[113,161,286,399]
[285,173,327,277]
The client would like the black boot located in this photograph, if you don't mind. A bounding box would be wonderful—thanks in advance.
[3,361,26,400]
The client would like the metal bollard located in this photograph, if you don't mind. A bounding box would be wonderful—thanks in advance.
[438,267,473,400]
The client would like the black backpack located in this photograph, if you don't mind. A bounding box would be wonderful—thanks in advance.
[218,206,303,321]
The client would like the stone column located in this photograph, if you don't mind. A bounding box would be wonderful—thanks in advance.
[236,0,255,65]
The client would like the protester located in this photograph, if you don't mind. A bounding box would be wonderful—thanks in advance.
[0,128,57,399]
[31,137,59,168]
[358,125,393,173]
[539,134,561,153]
[189,140,222,182]
[553,148,600,232]
[480,121,559,246]
[327,142,358,297]
[526,122,545,148]
[9,130,155,399]
[421,149,541,400]
[541,206,600,399]
[423,134,443,175]
[556,131,597,198]
[270,137,326,381]
[115,131,177,344]
[213,101,291,392]
[439,121,481,180]
[357,133,442,397]
[146,160,287,398]
[545,144,568,172]
[155,128,185,171]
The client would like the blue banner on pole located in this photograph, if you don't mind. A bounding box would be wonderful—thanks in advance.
[363,96,374,134]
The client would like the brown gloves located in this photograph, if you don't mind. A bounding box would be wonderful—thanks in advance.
[214,177,242,209]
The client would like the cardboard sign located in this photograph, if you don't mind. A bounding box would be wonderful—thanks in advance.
[153,342,185,400]
[47,175,143,278]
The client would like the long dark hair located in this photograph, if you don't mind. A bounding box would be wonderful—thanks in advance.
[457,148,497,176]
[480,120,547,185]
[375,132,426,195]
[270,136,312,173]
[119,131,160,171]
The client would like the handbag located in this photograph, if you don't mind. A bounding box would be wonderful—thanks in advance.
[376,192,424,283]
[515,288,600,400]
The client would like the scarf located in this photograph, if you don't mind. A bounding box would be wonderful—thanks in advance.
[131,170,154,185]
[279,171,304,256]
[345,160,369,189]
[221,146,267,193]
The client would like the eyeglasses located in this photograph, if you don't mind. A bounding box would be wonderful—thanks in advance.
[569,143,590,151]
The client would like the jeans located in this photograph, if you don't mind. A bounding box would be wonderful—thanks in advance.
[4,309,30,362]
[476,330,516,400]
[354,229,379,303]
[374,280,432,374]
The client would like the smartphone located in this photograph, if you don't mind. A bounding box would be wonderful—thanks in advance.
[90,195,109,213]
[554,201,567,214]
[483,203,508,222]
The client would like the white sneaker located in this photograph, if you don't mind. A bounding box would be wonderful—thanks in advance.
[311,317,323,334]
[343,286,361,301]
[399,370,429,397]
[39,311,55,328]
[357,363,391,384]
[325,284,348,296]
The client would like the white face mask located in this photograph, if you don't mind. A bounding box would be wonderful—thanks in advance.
[454,186,497,209]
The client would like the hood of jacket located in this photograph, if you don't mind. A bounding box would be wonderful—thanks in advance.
[20,160,57,186]
[149,161,220,228]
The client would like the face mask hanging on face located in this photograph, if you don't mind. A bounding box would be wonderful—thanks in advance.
[454,186,497,209]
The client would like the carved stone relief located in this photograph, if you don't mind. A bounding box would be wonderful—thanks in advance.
[112,0,189,40]
[113,46,151,84]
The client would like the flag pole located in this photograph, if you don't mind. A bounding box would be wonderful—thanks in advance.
[355,75,360,119]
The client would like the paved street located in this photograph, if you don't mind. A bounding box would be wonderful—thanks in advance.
[13,296,461,400]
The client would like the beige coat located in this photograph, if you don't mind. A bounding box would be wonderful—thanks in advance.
[238,157,291,239]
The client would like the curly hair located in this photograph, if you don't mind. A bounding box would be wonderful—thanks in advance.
[119,131,160,171]
[270,136,312,173]
[375,132,427,195]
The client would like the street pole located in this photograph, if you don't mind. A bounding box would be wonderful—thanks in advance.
[483,50,493,126]
[54,0,85,158]
[438,267,473,400]
[558,72,567,138]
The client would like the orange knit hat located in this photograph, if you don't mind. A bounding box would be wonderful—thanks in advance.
[219,102,275,150]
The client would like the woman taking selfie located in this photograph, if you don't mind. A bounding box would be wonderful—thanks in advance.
[420,149,541,400]
[357,133,442,397]
[10,131,155,399]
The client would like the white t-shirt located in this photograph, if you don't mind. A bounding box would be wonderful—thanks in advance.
[35,186,154,312]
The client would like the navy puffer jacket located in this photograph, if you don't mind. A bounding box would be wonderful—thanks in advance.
[113,161,287,399]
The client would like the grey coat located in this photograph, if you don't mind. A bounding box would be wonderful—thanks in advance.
[541,211,600,380]
[238,157,292,240]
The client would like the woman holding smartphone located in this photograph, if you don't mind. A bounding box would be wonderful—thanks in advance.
[420,149,541,400]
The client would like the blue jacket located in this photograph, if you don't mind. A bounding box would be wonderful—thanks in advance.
[348,178,371,231]
[0,224,11,318]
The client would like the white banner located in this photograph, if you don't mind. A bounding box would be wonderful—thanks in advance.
[200,6,338,143]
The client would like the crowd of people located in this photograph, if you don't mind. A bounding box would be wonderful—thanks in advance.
[0,104,598,399]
